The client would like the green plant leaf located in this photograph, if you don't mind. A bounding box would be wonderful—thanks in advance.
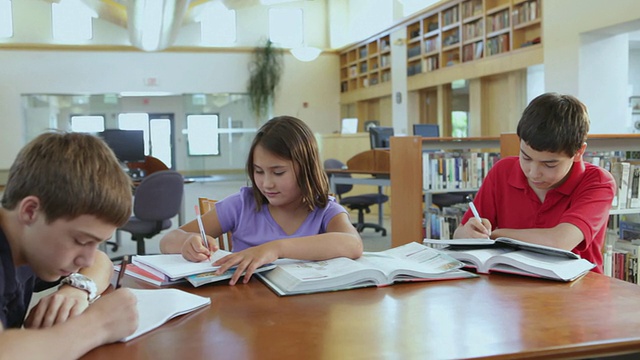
[248,39,284,120]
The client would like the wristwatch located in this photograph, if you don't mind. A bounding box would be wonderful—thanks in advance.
[60,273,99,303]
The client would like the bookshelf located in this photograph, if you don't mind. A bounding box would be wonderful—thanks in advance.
[339,34,391,94]
[390,135,500,247]
[338,0,542,98]
[390,133,640,248]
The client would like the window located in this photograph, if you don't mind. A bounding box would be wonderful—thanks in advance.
[0,0,13,38]
[199,2,236,46]
[71,115,104,133]
[187,114,220,156]
[52,0,96,41]
[268,8,303,47]
[451,111,468,137]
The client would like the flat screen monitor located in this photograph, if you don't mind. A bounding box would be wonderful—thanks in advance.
[413,124,440,138]
[98,129,145,163]
[369,126,394,149]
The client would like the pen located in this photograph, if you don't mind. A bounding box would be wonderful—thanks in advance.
[468,201,482,223]
[195,205,211,259]
[115,254,130,289]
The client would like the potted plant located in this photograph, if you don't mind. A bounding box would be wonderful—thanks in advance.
[247,39,283,121]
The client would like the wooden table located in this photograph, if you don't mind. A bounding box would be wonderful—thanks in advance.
[82,272,640,359]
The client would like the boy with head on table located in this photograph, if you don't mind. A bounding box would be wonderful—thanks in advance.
[453,92,615,273]
[0,132,138,359]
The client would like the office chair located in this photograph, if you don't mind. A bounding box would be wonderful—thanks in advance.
[118,170,185,255]
[324,159,388,236]
[127,155,170,179]
[198,197,233,251]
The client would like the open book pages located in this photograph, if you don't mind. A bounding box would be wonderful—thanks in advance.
[423,237,580,259]
[257,242,477,296]
[132,250,232,280]
[122,288,210,342]
[438,246,595,282]
[186,263,277,287]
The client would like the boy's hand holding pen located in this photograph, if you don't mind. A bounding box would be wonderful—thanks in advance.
[467,200,491,238]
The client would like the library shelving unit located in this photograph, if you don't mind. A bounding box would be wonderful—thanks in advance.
[339,34,391,94]
[389,135,500,248]
[389,133,640,248]
[401,0,541,78]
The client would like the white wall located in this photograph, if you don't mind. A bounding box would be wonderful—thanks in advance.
[0,0,339,171]
[543,0,640,134]
[580,33,630,133]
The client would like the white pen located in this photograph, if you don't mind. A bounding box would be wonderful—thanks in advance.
[468,201,482,223]
[194,205,211,259]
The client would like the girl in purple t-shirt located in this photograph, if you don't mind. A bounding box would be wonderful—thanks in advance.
[160,116,364,285]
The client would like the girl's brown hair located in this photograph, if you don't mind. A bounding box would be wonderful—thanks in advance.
[246,116,329,212]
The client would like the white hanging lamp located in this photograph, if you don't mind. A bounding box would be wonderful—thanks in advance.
[290,46,322,62]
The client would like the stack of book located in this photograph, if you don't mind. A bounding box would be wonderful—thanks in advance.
[116,250,275,287]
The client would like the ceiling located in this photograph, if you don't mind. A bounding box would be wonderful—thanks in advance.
[40,0,313,51]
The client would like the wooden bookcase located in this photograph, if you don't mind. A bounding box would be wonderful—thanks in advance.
[389,133,640,248]
[339,34,391,93]
[338,0,542,96]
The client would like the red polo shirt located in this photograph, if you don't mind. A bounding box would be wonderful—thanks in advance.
[461,156,616,273]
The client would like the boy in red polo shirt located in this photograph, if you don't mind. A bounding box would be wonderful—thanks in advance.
[453,92,616,273]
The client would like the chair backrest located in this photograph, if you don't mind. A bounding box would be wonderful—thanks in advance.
[127,155,169,176]
[133,170,184,222]
[323,158,353,196]
[198,197,232,251]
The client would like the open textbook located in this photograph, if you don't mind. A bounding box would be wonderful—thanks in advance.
[257,242,477,296]
[423,237,595,282]
[122,288,210,342]
[133,250,233,280]
[130,252,276,286]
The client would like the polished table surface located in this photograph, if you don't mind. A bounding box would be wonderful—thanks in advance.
[82,272,640,359]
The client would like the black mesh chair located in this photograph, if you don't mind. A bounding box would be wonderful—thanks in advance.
[118,170,184,255]
[324,159,388,236]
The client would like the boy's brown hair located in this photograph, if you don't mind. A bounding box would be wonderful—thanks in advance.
[516,92,590,157]
[1,132,132,226]
[246,116,329,212]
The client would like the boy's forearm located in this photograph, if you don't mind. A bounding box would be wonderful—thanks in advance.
[0,314,106,360]
[491,223,583,250]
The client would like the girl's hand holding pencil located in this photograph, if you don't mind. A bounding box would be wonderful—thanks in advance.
[181,206,219,262]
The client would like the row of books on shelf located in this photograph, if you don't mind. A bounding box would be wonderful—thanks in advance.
[425,204,466,240]
[422,151,500,191]
[512,0,539,26]
[584,152,640,209]
[606,234,640,284]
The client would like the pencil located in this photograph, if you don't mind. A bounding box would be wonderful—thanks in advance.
[195,205,211,259]
[115,254,130,289]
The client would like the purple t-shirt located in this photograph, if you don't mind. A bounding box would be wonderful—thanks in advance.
[215,187,348,252]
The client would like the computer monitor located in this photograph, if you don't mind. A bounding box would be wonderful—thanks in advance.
[413,124,440,138]
[98,129,146,163]
[369,126,394,149]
